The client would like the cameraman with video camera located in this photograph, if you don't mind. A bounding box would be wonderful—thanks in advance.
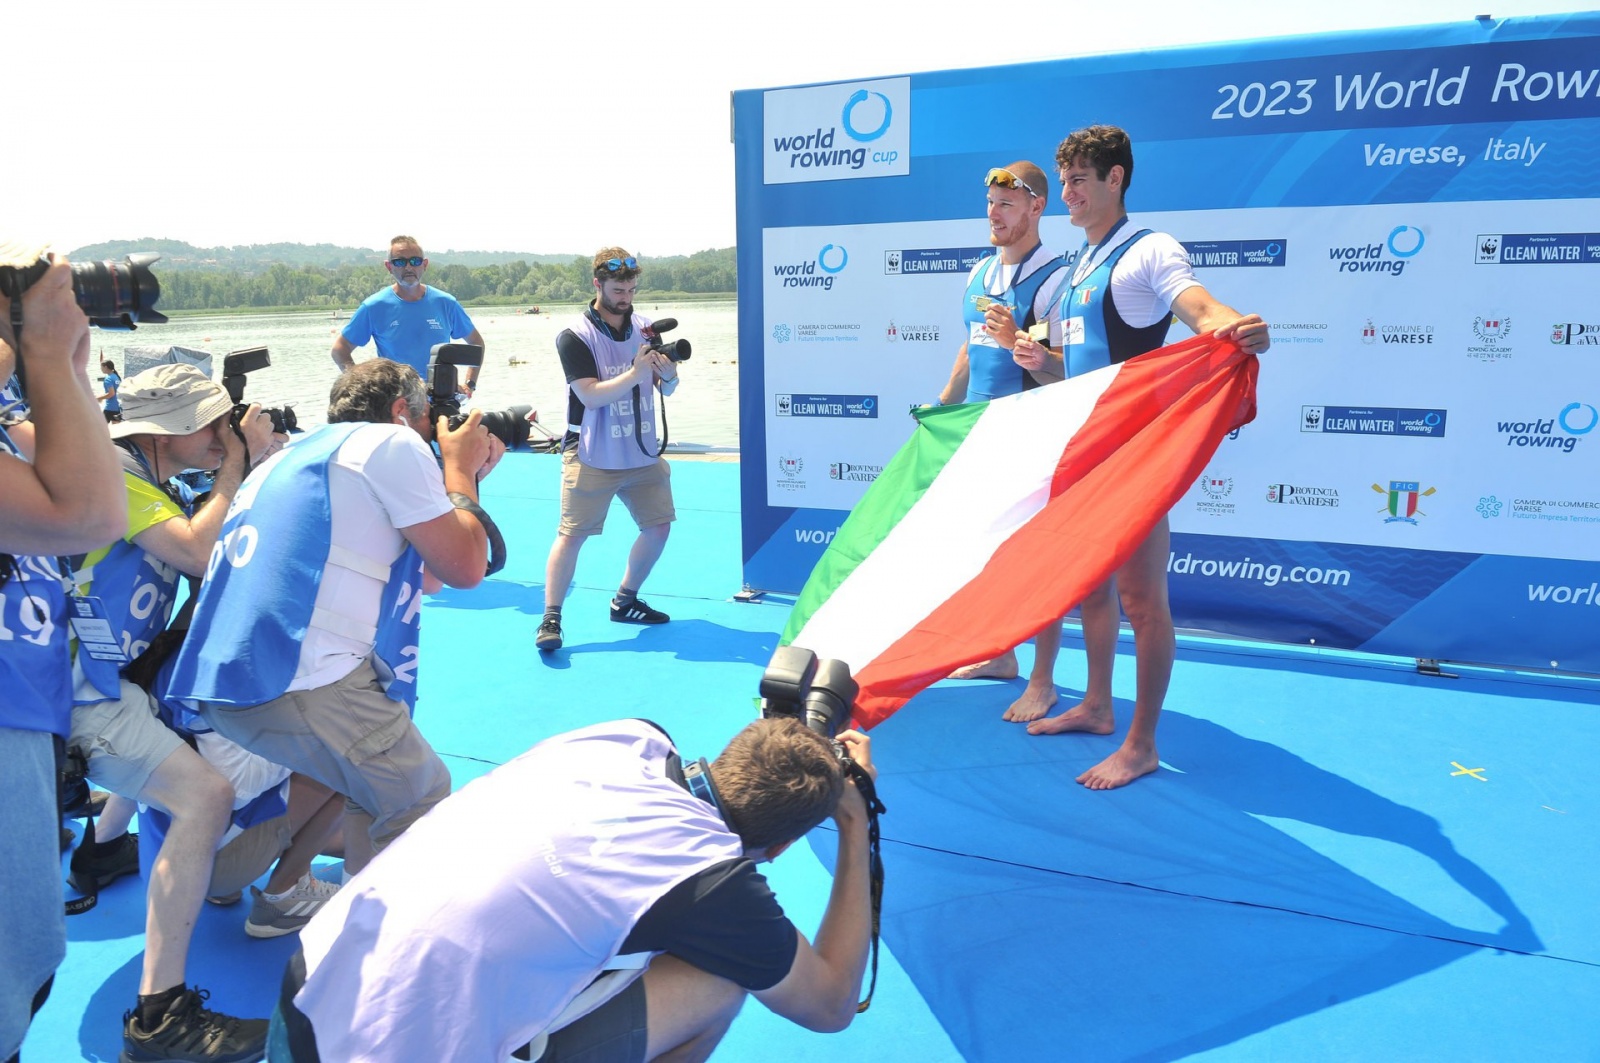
[0,248,126,1063]
[536,247,687,652]
[167,359,502,885]
[269,703,876,1062]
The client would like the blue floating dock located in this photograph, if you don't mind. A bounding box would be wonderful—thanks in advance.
[26,452,1600,1061]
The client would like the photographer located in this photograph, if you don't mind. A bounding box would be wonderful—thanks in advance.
[167,360,501,882]
[0,252,125,1063]
[270,716,875,1062]
[62,362,280,1061]
[537,247,682,652]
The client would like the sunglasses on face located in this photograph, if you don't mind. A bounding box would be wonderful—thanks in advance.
[983,168,1041,199]
[602,257,639,272]
[390,256,425,268]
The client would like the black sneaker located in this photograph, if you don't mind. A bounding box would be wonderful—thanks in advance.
[610,597,670,624]
[68,831,140,893]
[121,987,267,1063]
[535,615,564,651]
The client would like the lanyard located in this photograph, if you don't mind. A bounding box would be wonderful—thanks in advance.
[1069,215,1133,288]
[983,242,1042,303]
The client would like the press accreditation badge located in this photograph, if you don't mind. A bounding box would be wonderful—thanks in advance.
[1063,317,1086,347]
[68,596,130,663]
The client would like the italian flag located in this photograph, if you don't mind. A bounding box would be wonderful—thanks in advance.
[781,334,1258,728]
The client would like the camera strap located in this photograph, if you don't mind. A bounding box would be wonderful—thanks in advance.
[631,382,670,460]
[845,760,887,1013]
[447,492,507,576]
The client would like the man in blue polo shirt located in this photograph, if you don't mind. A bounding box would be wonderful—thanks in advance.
[330,234,485,389]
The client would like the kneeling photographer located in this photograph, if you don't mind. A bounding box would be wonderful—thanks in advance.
[62,360,282,1060]
[270,648,880,1063]
[536,247,689,653]
[0,246,127,1063]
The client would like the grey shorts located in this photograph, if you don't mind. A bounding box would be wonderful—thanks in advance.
[69,678,185,800]
[201,658,450,853]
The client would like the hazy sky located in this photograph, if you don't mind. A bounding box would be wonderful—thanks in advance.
[12,0,1582,256]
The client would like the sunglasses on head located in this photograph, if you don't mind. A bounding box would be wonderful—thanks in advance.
[390,256,425,268]
[984,168,1041,198]
[601,257,638,273]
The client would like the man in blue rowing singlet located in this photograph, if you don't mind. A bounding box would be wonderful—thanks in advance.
[936,161,1074,724]
[1011,124,1271,789]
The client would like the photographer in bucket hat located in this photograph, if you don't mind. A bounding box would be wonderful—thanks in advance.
[66,362,287,1062]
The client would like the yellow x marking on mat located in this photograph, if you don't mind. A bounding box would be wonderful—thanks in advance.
[1450,761,1487,781]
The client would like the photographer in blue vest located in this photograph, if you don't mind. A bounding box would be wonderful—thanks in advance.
[0,249,126,1063]
[268,717,877,1063]
[62,361,280,1061]
[536,248,682,652]
[936,162,1074,723]
[1011,124,1271,789]
[167,359,498,878]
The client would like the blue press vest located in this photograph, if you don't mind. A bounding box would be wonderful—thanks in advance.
[0,427,72,737]
[1058,229,1173,378]
[962,248,1068,401]
[166,423,426,714]
[74,461,192,704]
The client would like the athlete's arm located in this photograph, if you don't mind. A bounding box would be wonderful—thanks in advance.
[938,344,971,406]
[1012,333,1064,383]
[1171,287,1271,354]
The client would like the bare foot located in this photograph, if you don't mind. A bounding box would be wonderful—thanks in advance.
[1027,699,1115,736]
[1076,744,1160,790]
[1002,683,1058,723]
[948,650,1019,681]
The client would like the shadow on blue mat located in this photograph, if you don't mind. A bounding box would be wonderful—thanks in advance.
[821,686,1538,1062]
[534,618,780,670]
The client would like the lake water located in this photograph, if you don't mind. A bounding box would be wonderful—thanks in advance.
[96,298,743,449]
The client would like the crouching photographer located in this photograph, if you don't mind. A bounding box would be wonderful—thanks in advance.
[268,653,882,1063]
[166,359,502,886]
[0,245,144,1063]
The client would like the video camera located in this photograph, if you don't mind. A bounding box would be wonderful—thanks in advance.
[0,249,167,331]
[220,347,298,436]
[642,317,691,362]
[427,342,533,449]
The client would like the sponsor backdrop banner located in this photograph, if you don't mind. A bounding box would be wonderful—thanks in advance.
[732,13,1600,674]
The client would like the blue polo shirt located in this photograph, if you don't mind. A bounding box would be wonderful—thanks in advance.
[342,285,476,375]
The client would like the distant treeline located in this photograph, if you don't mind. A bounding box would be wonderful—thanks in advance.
[67,240,736,311]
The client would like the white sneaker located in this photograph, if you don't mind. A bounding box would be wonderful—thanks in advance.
[244,873,341,938]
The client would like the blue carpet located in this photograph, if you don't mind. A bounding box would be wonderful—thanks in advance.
[24,452,1600,1061]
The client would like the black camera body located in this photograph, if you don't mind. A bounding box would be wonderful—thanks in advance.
[221,347,298,435]
[0,251,168,330]
[427,342,532,449]
[759,645,858,762]
[644,318,691,363]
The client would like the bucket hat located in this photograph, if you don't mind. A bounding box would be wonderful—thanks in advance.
[108,364,232,439]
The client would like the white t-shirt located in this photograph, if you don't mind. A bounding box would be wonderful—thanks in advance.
[287,424,452,692]
[1077,219,1202,328]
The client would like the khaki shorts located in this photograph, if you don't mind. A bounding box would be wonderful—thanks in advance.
[209,815,293,897]
[559,452,675,537]
[69,678,186,801]
[201,658,450,854]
